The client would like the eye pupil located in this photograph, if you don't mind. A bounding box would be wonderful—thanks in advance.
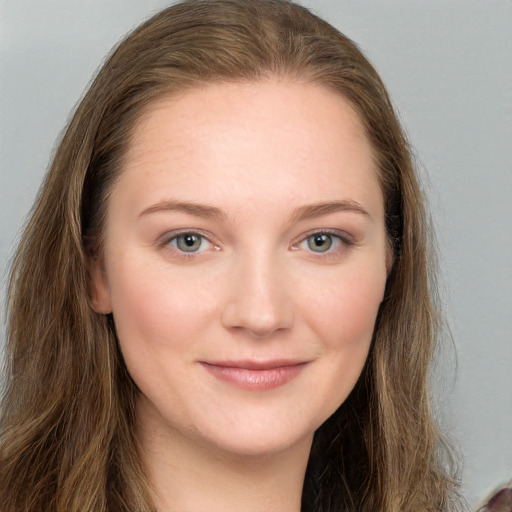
[307,234,332,252]
[177,234,202,252]
[183,235,196,246]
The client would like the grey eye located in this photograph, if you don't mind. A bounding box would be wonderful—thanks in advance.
[307,234,333,253]
[175,233,203,252]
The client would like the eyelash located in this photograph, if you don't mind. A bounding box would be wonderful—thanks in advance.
[161,230,219,259]
[292,229,354,257]
[161,228,354,260]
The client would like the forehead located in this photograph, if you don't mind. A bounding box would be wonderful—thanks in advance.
[128,79,372,161]
[114,80,382,218]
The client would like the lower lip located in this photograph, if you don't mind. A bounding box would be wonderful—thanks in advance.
[201,363,306,390]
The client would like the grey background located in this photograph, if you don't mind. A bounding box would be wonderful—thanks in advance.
[1,1,511,507]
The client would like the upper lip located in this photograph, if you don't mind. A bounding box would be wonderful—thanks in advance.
[202,359,308,370]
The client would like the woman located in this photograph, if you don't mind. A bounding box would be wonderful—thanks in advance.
[0,1,463,511]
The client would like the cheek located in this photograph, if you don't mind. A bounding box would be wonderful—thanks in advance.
[107,257,216,368]
[309,267,386,410]
[288,263,386,425]
[300,263,386,351]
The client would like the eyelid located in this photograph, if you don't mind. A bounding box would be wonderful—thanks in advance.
[291,228,355,249]
[159,229,220,253]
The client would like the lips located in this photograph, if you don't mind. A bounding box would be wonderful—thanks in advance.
[200,360,308,390]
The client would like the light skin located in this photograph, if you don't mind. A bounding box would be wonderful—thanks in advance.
[92,80,389,512]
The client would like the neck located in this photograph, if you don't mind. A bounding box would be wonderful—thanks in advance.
[136,404,312,512]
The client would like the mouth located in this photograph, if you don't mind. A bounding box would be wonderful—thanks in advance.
[200,360,309,391]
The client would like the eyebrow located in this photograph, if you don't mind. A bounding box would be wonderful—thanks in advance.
[139,199,370,222]
[139,200,225,220]
[290,200,370,222]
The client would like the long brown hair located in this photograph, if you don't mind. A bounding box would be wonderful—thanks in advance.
[1,1,463,510]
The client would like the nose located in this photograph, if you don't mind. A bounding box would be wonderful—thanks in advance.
[221,252,294,338]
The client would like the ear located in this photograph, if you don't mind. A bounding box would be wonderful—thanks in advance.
[385,240,396,277]
[90,257,112,314]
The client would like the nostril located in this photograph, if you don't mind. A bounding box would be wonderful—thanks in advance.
[220,257,294,336]
[220,285,294,337]
[222,304,293,338]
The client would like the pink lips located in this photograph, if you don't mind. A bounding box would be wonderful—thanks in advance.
[201,360,307,390]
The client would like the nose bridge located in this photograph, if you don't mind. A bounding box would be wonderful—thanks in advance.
[221,246,293,337]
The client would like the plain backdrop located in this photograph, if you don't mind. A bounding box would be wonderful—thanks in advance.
[1,1,511,507]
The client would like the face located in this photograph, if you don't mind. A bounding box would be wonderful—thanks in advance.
[92,80,388,458]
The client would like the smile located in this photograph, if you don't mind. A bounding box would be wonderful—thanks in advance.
[200,360,308,390]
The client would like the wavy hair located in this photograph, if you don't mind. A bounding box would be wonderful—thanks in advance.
[1,1,462,510]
